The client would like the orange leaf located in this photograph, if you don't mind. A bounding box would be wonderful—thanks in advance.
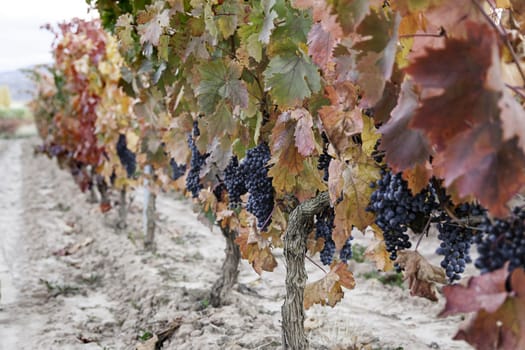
[235,231,277,275]
[304,262,355,309]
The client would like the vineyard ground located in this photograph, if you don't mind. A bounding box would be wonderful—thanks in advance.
[0,137,474,350]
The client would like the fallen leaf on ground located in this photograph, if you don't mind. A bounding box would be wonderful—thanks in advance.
[53,237,94,256]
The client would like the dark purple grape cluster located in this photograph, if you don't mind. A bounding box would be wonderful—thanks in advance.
[116,134,136,178]
[435,203,482,282]
[243,143,274,230]
[169,158,186,180]
[367,169,438,260]
[317,133,332,182]
[339,237,353,263]
[223,156,247,207]
[185,122,208,198]
[316,207,336,265]
[474,206,525,274]
[317,152,331,182]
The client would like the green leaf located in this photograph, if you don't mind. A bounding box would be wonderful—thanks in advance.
[263,52,321,107]
[197,60,249,114]
[269,0,311,52]
[216,0,242,39]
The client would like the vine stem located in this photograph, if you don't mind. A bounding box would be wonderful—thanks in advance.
[305,255,327,274]
[471,0,525,87]
[415,216,432,252]
[399,32,445,39]
[505,83,525,99]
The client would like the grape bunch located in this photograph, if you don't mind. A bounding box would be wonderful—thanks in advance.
[116,134,136,178]
[339,237,353,263]
[317,133,332,182]
[169,158,186,181]
[474,206,525,274]
[224,156,247,207]
[243,143,274,230]
[435,203,481,282]
[185,122,208,198]
[367,169,438,260]
[316,207,336,265]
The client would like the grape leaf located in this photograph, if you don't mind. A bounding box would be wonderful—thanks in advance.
[215,0,242,39]
[405,21,525,216]
[263,52,321,107]
[439,266,509,317]
[441,268,525,350]
[406,22,499,152]
[137,2,170,46]
[115,14,135,52]
[354,10,400,107]
[395,250,446,301]
[269,111,306,192]
[402,161,433,195]
[510,0,525,34]
[291,108,316,157]
[304,262,355,309]
[332,152,380,232]
[318,82,361,155]
[363,225,394,272]
[379,79,431,172]
[236,231,278,274]
[259,0,278,44]
[330,0,369,34]
[196,60,248,114]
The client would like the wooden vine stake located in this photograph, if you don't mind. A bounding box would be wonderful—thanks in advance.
[282,192,330,350]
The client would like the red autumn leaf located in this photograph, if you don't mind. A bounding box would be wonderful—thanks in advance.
[441,268,525,350]
[434,131,525,217]
[291,108,316,157]
[379,79,431,172]
[404,20,525,217]
[454,298,525,350]
[439,266,509,317]
[308,13,343,69]
[406,21,499,151]
[308,23,337,70]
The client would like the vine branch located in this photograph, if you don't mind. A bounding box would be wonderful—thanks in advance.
[472,0,525,87]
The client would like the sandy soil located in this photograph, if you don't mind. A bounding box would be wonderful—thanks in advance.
[0,137,474,350]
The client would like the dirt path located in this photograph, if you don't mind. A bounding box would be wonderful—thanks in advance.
[0,138,473,350]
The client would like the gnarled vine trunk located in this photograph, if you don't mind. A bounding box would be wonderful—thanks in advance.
[210,226,240,307]
[143,165,156,250]
[96,175,110,208]
[116,187,128,230]
[282,192,330,350]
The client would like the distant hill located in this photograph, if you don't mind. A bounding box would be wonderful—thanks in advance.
[0,68,38,103]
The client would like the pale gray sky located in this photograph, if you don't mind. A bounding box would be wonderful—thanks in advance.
[0,1,98,72]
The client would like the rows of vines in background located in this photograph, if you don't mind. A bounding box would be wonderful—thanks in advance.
[29,19,140,215]
[32,0,525,348]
